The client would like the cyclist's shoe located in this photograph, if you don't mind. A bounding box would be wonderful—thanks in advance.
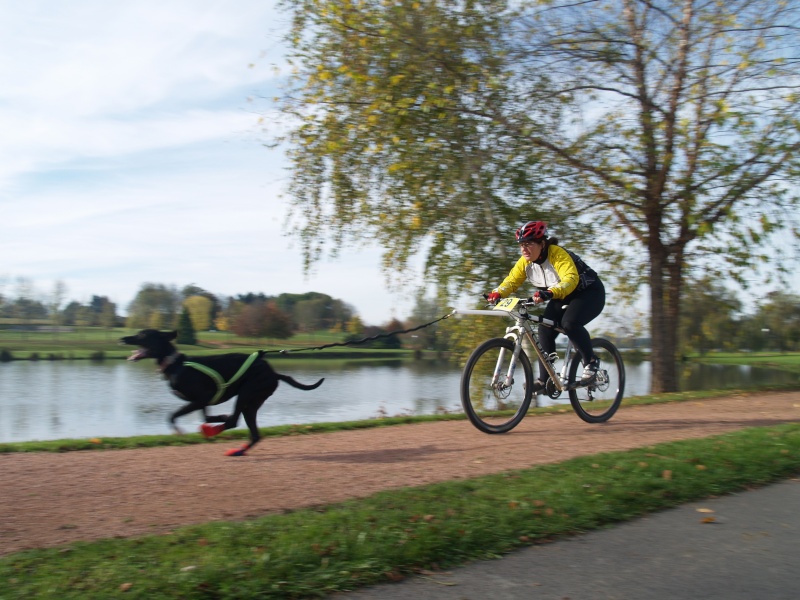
[580,358,600,385]
[531,379,546,394]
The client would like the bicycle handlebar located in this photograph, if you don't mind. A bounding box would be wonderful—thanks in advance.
[454,298,560,329]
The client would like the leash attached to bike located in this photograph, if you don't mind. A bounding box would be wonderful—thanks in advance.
[260,310,456,355]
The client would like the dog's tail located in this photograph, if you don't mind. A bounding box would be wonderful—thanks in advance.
[278,374,324,391]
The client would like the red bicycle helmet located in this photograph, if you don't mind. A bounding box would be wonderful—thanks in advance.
[515,221,547,243]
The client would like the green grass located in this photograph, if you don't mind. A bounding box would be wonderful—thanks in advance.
[1,423,798,599]
[689,351,800,373]
[0,326,412,361]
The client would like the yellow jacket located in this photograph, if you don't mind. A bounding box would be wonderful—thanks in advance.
[493,244,597,301]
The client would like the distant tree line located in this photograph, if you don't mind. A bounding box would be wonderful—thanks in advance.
[123,284,359,341]
[0,278,356,339]
[3,276,797,355]
[676,285,800,356]
[0,277,415,347]
[591,282,800,356]
[0,277,119,329]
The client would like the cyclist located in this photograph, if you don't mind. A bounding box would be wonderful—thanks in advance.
[486,220,606,392]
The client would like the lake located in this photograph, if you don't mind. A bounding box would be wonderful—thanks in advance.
[0,358,795,443]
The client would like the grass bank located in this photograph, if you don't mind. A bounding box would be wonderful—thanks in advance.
[1,423,798,599]
[1,385,797,454]
[689,350,800,374]
[0,327,411,361]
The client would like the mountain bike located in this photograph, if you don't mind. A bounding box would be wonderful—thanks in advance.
[457,297,625,434]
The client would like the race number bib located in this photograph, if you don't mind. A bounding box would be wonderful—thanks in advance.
[492,297,519,312]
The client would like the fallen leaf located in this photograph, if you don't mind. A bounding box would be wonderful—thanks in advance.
[662,470,673,480]
[697,508,714,513]
[119,583,133,592]
[700,517,717,524]
[695,464,707,470]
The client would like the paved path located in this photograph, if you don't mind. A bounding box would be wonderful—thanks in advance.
[333,477,800,600]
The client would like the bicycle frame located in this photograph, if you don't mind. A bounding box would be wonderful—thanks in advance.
[456,297,572,393]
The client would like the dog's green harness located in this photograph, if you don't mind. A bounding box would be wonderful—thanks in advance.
[183,352,260,406]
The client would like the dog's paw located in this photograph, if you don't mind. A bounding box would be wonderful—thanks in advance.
[224,446,248,457]
[200,423,225,438]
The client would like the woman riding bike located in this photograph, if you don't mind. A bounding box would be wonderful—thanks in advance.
[486,220,606,392]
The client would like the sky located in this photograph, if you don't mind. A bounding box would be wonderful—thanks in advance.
[0,0,427,325]
[2,2,797,332]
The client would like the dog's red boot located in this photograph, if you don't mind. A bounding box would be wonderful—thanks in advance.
[200,423,225,438]
[225,445,248,457]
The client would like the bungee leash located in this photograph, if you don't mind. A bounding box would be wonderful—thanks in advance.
[261,310,456,355]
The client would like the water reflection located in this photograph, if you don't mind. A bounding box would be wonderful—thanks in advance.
[0,359,795,443]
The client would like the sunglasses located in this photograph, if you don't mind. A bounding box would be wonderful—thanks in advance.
[518,241,539,249]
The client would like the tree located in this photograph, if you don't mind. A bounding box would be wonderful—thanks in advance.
[48,280,67,336]
[100,301,118,336]
[214,314,230,332]
[678,278,740,355]
[279,0,560,299]
[126,283,181,330]
[278,0,800,392]
[0,275,6,316]
[231,301,294,340]
[184,295,213,332]
[345,316,365,337]
[273,292,354,330]
[181,284,220,324]
[406,292,452,352]
[62,301,81,326]
[753,292,800,352]
[263,301,295,340]
[176,308,198,345]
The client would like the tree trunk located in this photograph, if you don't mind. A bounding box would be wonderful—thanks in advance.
[662,251,685,389]
[647,237,680,393]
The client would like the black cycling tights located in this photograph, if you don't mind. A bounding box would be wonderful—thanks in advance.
[537,280,606,382]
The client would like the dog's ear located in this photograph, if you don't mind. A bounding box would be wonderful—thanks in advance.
[167,330,178,340]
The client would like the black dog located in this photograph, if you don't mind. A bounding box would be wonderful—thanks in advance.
[120,329,323,456]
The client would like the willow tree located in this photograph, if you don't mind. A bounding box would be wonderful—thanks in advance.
[278,0,564,296]
[278,0,800,392]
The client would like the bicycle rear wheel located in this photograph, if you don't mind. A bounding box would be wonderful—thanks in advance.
[460,337,534,433]
[567,338,625,423]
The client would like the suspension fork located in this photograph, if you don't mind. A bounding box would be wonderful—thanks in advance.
[491,328,524,388]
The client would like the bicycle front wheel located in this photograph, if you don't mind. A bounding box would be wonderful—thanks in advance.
[460,337,534,434]
[567,338,625,423]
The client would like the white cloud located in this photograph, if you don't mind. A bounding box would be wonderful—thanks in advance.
[0,1,427,325]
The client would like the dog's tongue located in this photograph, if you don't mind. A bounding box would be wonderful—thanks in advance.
[127,349,148,361]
